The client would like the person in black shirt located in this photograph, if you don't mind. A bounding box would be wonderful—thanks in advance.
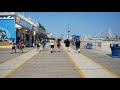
[11,41,16,54]
[64,39,70,52]
[75,38,81,53]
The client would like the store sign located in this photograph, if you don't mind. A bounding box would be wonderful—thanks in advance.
[16,18,32,30]
[0,12,15,16]
[15,16,21,23]
[0,16,14,19]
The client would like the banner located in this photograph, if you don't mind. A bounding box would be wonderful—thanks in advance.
[15,16,32,30]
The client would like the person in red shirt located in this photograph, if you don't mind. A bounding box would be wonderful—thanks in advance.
[56,38,61,51]
[18,40,24,54]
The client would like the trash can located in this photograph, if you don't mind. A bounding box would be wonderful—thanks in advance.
[110,44,120,57]
[85,43,93,49]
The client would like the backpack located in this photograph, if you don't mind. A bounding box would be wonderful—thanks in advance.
[38,43,41,46]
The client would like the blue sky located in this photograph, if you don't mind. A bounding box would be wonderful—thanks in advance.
[18,12,120,37]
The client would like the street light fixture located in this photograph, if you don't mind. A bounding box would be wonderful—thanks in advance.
[67,24,70,39]
[68,30,70,39]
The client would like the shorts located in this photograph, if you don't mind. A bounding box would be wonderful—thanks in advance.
[37,44,40,47]
[12,46,15,49]
[76,45,80,49]
[57,44,60,47]
[42,43,45,48]
[66,45,69,47]
[51,45,54,48]
[19,46,23,49]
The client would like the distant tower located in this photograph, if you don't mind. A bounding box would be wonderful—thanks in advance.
[82,34,88,40]
[108,28,113,39]
[28,13,32,22]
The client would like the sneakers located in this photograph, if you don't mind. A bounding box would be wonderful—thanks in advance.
[78,49,80,53]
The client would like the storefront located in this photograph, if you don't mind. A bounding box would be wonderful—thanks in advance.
[15,15,34,47]
[0,12,47,47]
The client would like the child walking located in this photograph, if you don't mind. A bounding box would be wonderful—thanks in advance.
[11,41,16,54]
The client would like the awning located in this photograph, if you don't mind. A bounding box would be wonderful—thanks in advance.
[15,24,22,28]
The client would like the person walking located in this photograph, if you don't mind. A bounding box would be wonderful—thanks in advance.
[18,40,24,54]
[36,40,41,51]
[64,39,70,52]
[50,38,55,53]
[42,38,47,50]
[56,38,61,51]
[11,40,16,54]
[75,38,81,53]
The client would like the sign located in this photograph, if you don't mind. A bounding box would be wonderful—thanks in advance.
[16,18,32,30]
[0,16,14,19]
[0,12,15,16]
[15,16,21,23]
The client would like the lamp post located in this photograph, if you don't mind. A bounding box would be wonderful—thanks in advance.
[67,25,70,39]
[68,30,70,39]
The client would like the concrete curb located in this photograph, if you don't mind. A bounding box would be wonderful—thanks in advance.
[0,46,12,48]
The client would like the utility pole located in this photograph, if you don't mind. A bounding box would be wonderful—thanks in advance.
[23,12,24,16]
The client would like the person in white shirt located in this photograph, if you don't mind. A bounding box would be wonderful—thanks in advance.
[49,38,55,53]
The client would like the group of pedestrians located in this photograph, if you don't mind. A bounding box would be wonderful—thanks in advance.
[64,38,81,53]
[35,38,47,51]
[11,40,24,54]
[11,37,81,54]
[49,38,61,53]
[35,37,81,53]
[49,37,81,53]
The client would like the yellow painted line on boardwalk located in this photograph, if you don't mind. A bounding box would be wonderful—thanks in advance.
[62,45,86,78]
[70,46,120,78]
[80,53,120,78]
[66,52,86,78]
[3,45,49,78]
[1,48,35,65]
[1,54,22,65]
[3,52,38,78]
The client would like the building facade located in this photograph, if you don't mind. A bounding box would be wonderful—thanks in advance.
[0,12,47,47]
